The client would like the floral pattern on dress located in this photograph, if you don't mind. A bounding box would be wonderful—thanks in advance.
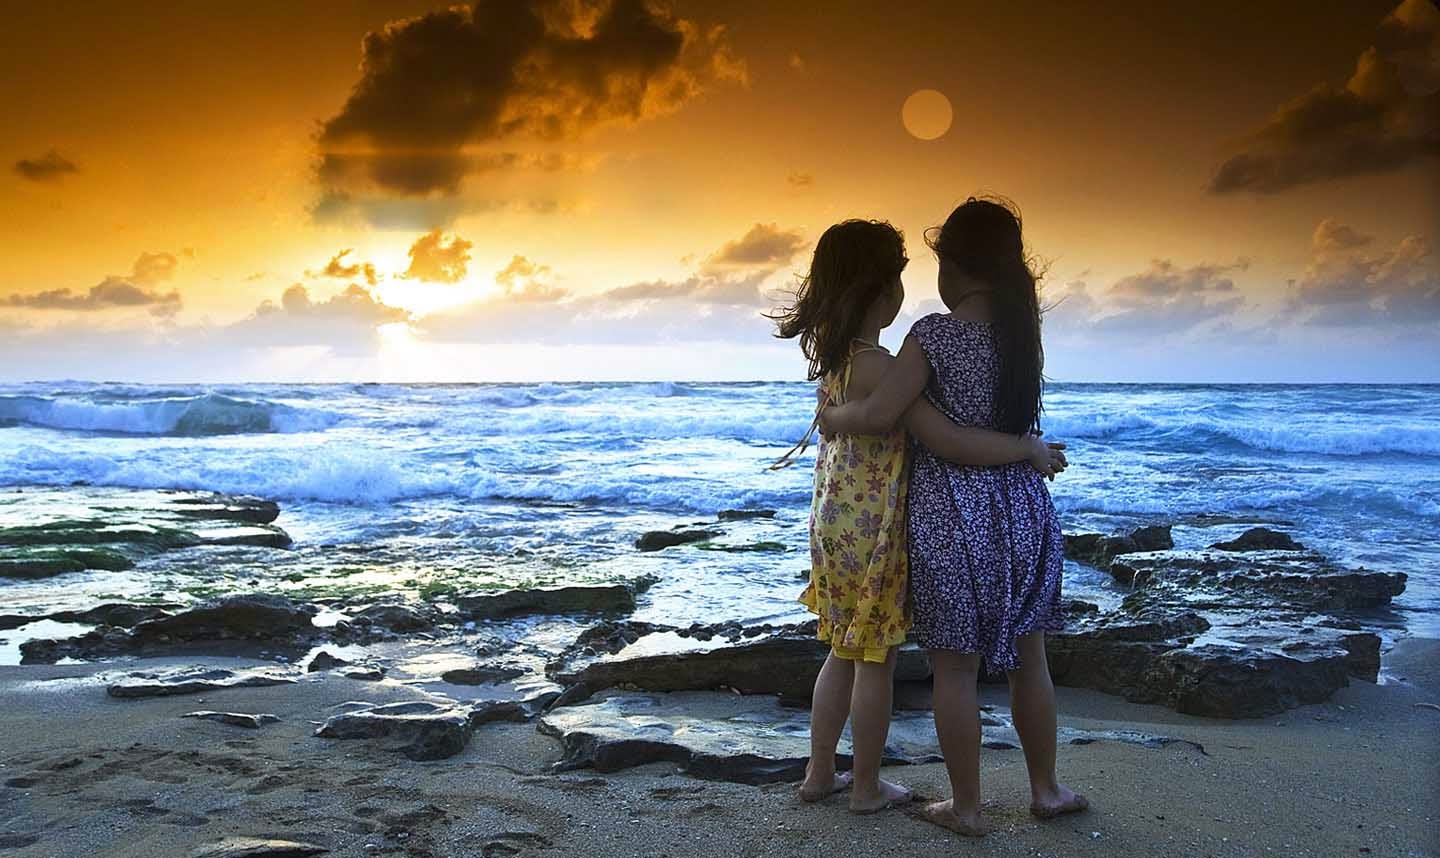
[905,313,1065,672]
[798,353,911,655]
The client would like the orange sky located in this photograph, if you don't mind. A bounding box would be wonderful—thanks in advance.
[2,0,1436,381]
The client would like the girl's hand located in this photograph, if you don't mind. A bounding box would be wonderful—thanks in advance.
[1025,432,1068,480]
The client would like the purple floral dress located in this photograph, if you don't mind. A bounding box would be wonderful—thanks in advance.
[906,313,1064,671]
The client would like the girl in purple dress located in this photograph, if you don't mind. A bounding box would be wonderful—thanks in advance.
[821,197,1087,835]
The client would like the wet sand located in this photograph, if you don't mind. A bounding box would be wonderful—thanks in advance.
[1,640,1436,858]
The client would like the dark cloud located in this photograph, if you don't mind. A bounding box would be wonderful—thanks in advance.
[313,0,745,204]
[700,222,806,273]
[1292,219,1438,325]
[1,251,183,317]
[309,249,378,286]
[309,192,564,231]
[1209,0,1439,194]
[228,283,410,353]
[402,230,473,283]
[12,148,79,183]
[786,171,814,188]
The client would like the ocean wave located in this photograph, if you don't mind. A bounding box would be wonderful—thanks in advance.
[439,410,813,445]
[1,443,810,512]
[1054,482,1440,521]
[0,393,337,436]
[1043,411,1440,457]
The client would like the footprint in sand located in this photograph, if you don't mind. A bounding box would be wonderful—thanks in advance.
[482,832,552,858]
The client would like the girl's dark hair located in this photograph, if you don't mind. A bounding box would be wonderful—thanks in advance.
[769,219,908,381]
[927,196,1043,435]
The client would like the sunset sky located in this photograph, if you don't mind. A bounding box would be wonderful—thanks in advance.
[2,0,1437,382]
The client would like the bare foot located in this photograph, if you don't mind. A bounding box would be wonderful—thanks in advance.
[919,799,991,837]
[1030,783,1089,819]
[849,778,913,814]
[798,769,853,802]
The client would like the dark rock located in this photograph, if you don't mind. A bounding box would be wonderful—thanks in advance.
[469,693,558,726]
[315,701,473,761]
[634,529,720,552]
[550,627,926,705]
[108,667,298,699]
[1111,551,1406,612]
[441,664,526,685]
[195,525,292,549]
[189,837,327,858]
[181,711,280,729]
[57,602,175,627]
[561,620,675,659]
[351,602,436,632]
[1048,608,1368,718]
[1211,527,1305,552]
[1336,631,1382,681]
[0,520,201,550]
[132,594,316,643]
[552,631,826,703]
[1063,525,1173,570]
[306,650,352,672]
[716,509,776,521]
[456,583,645,620]
[337,667,385,681]
[1150,643,1350,718]
[0,547,135,579]
[170,494,281,524]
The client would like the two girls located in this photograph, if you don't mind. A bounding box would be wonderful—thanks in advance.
[770,215,1072,820]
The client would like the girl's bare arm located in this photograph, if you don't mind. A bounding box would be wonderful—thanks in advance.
[839,346,1067,475]
[904,399,1066,475]
[820,335,930,434]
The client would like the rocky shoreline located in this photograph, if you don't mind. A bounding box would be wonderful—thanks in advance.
[1,487,1415,755]
[0,486,1434,857]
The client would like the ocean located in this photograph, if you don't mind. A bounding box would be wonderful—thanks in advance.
[1,381,1436,642]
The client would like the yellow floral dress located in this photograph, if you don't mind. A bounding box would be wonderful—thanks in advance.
[798,346,911,663]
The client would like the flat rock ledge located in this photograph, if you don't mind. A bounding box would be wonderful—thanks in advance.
[0,487,291,580]
[182,711,281,729]
[538,691,1200,784]
[549,626,930,706]
[454,582,650,620]
[315,690,559,761]
[21,594,319,663]
[107,666,299,699]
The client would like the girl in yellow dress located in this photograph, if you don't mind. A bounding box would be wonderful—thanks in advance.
[771,219,1067,813]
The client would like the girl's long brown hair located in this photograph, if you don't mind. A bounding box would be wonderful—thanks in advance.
[768,219,908,381]
[928,196,1044,435]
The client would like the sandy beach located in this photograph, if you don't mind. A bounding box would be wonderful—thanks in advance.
[2,638,1436,858]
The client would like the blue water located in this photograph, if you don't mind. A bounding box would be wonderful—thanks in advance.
[1,381,1436,634]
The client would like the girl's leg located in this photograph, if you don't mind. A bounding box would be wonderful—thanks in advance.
[1007,632,1087,818]
[847,647,911,813]
[922,649,989,836]
[799,651,854,801]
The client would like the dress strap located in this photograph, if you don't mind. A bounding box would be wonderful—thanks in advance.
[767,339,885,471]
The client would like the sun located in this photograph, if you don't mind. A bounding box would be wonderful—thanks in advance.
[902,89,953,140]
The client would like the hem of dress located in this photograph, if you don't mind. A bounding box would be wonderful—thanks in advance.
[799,598,910,658]
[910,612,1066,673]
